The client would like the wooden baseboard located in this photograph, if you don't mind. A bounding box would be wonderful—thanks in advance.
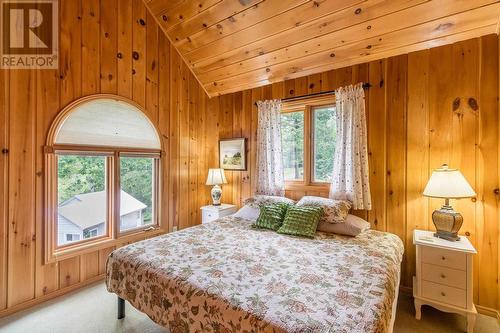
[0,275,105,319]
[399,285,413,296]
[475,304,500,320]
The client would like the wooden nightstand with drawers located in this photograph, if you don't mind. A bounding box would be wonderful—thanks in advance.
[413,229,477,333]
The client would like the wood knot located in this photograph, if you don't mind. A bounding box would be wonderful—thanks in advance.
[265,68,270,73]
[366,25,371,30]
[452,97,460,111]
[355,8,362,15]
[117,52,122,59]
[1,148,8,154]
[494,188,499,195]
[104,32,109,38]
[309,83,315,89]
[132,51,139,60]
[471,197,476,203]
[379,79,384,88]
[162,15,168,21]
[465,231,470,236]
[139,18,145,26]
[330,53,335,58]
[468,97,478,111]
[289,89,294,95]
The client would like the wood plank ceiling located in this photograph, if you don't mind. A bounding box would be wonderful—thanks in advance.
[144,0,500,97]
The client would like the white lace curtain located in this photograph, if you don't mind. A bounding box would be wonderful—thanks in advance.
[256,100,285,196]
[329,83,372,210]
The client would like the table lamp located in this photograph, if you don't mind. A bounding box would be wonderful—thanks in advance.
[206,168,227,206]
[423,164,476,241]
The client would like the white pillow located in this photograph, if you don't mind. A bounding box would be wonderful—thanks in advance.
[233,205,260,221]
[316,214,370,236]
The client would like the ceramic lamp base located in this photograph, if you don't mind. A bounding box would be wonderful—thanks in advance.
[211,185,222,206]
[432,202,462,242]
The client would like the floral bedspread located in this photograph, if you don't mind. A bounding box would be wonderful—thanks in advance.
[106,216,404,333]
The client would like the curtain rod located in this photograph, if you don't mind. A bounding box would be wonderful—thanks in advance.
[254,82,372,106]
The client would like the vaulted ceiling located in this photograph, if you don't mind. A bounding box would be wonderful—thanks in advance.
[144,0,500,97]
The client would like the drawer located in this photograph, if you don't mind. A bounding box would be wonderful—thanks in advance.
[421,246,466,271]
[421,280,466,308]
[422,263,466,289]
[202,210,218,223]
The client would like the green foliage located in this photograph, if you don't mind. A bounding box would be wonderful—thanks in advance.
[281,112,304,180]
[58,155,106,203]
[120,157,153,222]
[313,107,336,182]
[57,155,153,223]
[280,107,336,182]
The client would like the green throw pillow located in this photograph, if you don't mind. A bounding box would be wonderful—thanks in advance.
[277,206,323,238]
[252,202,290,231]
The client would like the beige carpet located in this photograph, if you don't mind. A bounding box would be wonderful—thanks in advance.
[0,282,498,333]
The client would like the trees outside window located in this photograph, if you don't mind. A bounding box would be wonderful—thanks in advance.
[280,97,336,190]
[45,95,162,263]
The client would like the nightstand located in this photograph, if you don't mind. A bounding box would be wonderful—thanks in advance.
[200,204,237,224]
[413,229,477,333]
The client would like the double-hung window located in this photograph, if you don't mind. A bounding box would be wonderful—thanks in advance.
[281,95,336,189]
[45,95,162,263]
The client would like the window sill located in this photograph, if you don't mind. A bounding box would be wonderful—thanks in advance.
[284,183,330,192]
[47,227,167,264]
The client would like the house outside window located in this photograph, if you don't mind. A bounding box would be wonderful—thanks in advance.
[44,95,162,263]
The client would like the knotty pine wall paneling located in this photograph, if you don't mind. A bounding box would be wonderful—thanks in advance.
[0,0,209,316]
[0,1,499,319]
[208,35,499,314]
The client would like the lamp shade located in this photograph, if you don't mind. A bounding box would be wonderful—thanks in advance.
[205,168,227,185]
[423,164,476,199]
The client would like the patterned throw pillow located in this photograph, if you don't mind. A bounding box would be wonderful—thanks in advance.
[252,202,290,231]
[277,206,323,238]
[296,196,351,224]
[244,195,295,209]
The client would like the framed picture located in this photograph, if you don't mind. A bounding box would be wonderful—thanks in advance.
[219,138,246,171]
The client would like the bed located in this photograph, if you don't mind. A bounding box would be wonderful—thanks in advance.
[106,216,403,333]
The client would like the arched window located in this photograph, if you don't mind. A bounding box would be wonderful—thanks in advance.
[45,95,162,262]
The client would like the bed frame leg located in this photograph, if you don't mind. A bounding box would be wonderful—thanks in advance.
[117,297,125,319]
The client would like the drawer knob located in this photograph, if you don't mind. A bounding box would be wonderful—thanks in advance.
[441,292,446,297]
[440,274,446,279]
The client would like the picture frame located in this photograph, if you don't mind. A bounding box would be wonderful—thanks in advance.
[219,138,247,171]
